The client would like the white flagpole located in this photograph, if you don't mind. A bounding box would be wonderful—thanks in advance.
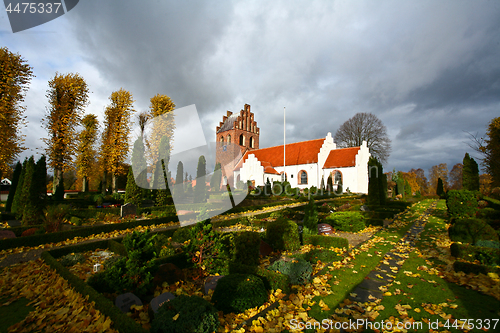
[283,106,286,182]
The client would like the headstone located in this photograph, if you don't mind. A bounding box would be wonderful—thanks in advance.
[150,292,175,313]
[115,292,142,313]
[151,263,184,290]
[121,203,137,218]
[204,275,224,294]
[0,230,16,240]
[259,240,273,256]
[317,223,333,235]
[360,205,370,212]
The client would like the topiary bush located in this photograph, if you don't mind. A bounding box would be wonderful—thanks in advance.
[268,257,312,285]
[228,262,291,293]
[211,274,268,314]
[233,231,260,266]
[299,248,341,264]
[325,211,365,232]
[151,295,219,333]
[172,226,194,243]
[448,219,499,244]
[60,253,86,266]
[266,218,300,252]
[446,190,478,220]
[303,234,349,249]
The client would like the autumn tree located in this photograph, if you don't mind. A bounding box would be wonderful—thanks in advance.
[449,163,463,190]
[334,112,392,164]
[399,171,420,195]
[145,94,176,167]
[484,118,500,187]
[100,89,135,193]
[409,168,428,195]
[76,114,99,192]
[428,163,448,194]
[44,73,89,199]
[0,48,33,177]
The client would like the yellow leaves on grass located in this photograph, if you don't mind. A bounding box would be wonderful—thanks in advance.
[0,260,118,332]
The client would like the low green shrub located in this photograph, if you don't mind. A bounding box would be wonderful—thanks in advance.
[303,234,348,249]
[211,274,268,314]
[298,249,341,263]
[228,262,290,293]
[171,226,194,243]
[446,190,478,220]
[233,231,260,266]
[59,253,86,266]
[266,218,300,251]
[475,240,500,249]
[453,260,500,275]
[483,196,500,210]
[268,258,312,285]
[325,211,365,232]
[477,208,500,220]
[450,242,500,266]
[151,295,219,333]
[70,216,83,226]
[448,219,499,244]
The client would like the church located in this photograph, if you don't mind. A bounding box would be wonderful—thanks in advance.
[215,104,370,194]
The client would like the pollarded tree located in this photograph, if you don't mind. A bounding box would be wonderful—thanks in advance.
[194,155,207,203]
[100,89,135,193]
[334,113,392,164]
[76,114,99,192]
[44,73,89,199]
[5,161,22,212]
[0,47,33,176]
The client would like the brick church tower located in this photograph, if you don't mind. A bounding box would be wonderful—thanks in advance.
[215,104,259,186]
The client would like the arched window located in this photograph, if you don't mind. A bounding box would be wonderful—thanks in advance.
[220,136,224,146]
[227,135,231,144]
[334,171,342,184]
[239,134,245,146]
[250,136,254,148]
[299,170,308,185]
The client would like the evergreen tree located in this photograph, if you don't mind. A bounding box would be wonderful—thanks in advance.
[20,156,36,224]
[124,166,142,207]
[367,157,381,205]
[5,161,22,212]
[11,158,27,216]
[54,176,65,201]
[35,155,47,209]
[463,153,480,191]
[379,173,387,205]
[327,174,333,194]
[210,162,222,192]
[436,178,445,198]
[194,155,207,203]
[320,177,325,194]
[303,196,319,234]
[175,161,184,194]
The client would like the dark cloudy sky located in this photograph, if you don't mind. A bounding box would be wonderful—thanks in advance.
[2,0,499,177]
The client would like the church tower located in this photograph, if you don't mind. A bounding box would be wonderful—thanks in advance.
[215,104,259,186]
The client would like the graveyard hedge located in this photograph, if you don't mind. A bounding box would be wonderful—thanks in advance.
[446,190,478,220]
[483,196,500,211]
[41,251,147,333]
[266,218,301,251]
[228,262,291,294]
[448,218,499,244]
[453,260,500,275]
[325,211,365,232]
[450,242,500,266]
[303,235,349,249]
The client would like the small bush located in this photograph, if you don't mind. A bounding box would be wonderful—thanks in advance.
[446,190,478,220]
[266,218,300,251]
[450,243,500,265]
[211,274,268,314]
[228,262,290,293]
[475,240,500,249]
[43,204,69,233]
[70,216,83,226]
[299,249,341,263]
[303,234,349,249]
[233,231,260,266]
[150,295,219,333]
[172,226,193,243]
[60,253,86,266]
[325,211,365,232]
[268,258,312,285]
[448,219,499,244]
[453,260,500,275]
[477,208,500,220]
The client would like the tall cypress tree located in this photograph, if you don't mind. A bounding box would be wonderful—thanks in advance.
[20,156,36,225]
[124,166,142,207]
[175,161,184,194]
[463,153,480,191]
[437,178,445,198]
[194,155,207,203]
[367,157,381,205]
[11,158,27,217]
[5,161,22,212]
[210,162,222,192]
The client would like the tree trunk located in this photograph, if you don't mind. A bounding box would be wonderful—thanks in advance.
[112,173,117,193]
[53,168,63,193]
[82,176,89,192]
[102,170,107,194]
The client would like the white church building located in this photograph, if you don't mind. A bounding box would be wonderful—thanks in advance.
[215,105,371,194]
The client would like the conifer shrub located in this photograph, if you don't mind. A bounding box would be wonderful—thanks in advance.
[325,211,365,232]
[228,262,291,293]
[303,196,319,234]
[5,161,22,213]
[151,295,219,333]
[299,248,341,263]
[266,218,300,251]
[268,257,312,285]
[446,190,478,220]
[233,231,260,266]
[172,226,194,243]
[211,274,268,314]
[448,218,499,244]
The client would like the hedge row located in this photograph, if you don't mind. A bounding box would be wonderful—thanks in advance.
[303,235,349,249]
[453,260,500,275]
[483,196,500,211]
[450,243,500,264]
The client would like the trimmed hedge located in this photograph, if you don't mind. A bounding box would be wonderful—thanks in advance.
[211,274,268,314]
[450,243,500,265]
[228,262,290,294]
[448,219,499,244]
[446,190,478,220]
[233,231,260,266]
[303,234,349,249]
[266,218,300,251]
[483,196,500,211]
[41,249,147,333]
[453,260,500,275]
[325,211,365,232]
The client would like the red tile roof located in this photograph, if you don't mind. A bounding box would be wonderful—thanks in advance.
[323,147,360,168]
[261,161,280,175]
[236,138,325,170]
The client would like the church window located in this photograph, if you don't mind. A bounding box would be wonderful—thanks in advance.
[239,134,245,146]
[220,136,224,146]
[334,171,342,184]
[250,136,254,148]
[227,135,231,144]
[299,170,308,185]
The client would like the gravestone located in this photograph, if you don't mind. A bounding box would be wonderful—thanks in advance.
[360,205,370,212]
[150,292,175,313]
[115,292,142,313]
[121,203,137,218]
[0,230,16,240]
[317,223,333,235]
[259,240,273,256]
[204,275,224,294]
